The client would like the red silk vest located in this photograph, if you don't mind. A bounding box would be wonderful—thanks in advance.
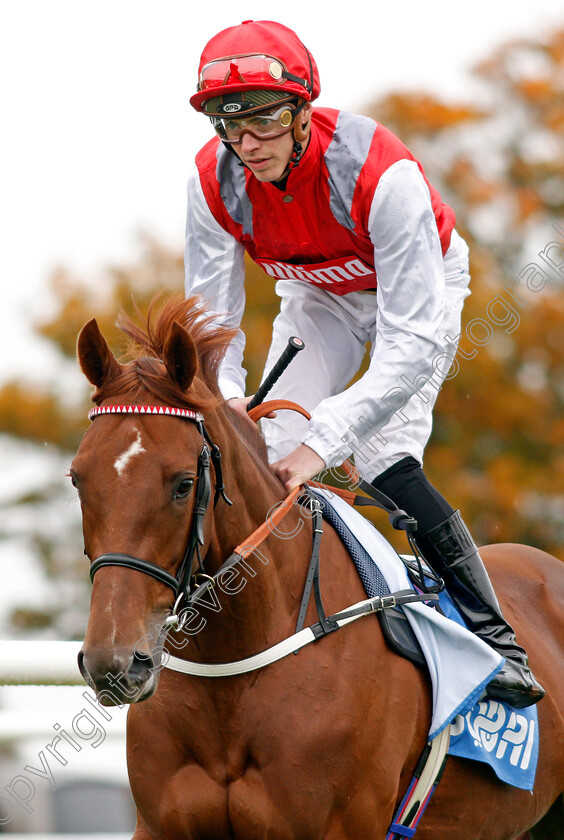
[195,108,455,295]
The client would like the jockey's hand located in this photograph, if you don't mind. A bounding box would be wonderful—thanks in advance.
[271,444,326,492]
[227,396,276,422]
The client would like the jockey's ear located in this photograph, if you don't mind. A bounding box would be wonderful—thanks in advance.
[293,102,313,144]
[77,318,122,387]
[163,320,199,392]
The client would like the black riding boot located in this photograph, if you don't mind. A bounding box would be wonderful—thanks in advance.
[415,511,544,709]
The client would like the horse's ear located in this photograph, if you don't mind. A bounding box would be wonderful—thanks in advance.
[163,320,198,392]
[77,318,122,387]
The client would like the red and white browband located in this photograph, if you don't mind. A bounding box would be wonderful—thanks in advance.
[88,404,204,422]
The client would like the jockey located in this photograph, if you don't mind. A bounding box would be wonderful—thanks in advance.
[185,20,543,708]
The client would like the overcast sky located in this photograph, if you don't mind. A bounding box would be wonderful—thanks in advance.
[2,0,564,382]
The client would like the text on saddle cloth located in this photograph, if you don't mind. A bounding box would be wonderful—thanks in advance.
[437,587,538,790]
[310,488,538,790]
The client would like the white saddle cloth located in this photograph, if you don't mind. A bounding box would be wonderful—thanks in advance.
[313,488,503,739]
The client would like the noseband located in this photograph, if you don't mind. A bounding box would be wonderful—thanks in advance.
[87,404,231,627]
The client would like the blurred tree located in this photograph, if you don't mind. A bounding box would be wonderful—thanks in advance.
[364,29,564,553]
[2,27,564,637]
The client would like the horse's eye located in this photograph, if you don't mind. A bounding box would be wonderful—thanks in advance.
[174,478,194,500]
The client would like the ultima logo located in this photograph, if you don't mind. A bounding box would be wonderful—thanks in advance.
[222,103,242,113]
[256,256,377,296]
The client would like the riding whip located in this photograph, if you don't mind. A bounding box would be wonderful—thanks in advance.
[247,336,305,410]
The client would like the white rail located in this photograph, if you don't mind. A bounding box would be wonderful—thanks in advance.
[6,835,131,839]
[0,641,83,686]
[0,642,131,836]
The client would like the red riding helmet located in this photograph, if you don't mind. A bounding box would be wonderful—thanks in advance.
[190,20,320,115]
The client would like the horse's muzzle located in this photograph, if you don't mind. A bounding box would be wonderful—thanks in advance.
[77,646,158,705]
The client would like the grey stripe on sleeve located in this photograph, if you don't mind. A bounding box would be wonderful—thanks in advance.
[216,145,253,237]
[324,111,377,232]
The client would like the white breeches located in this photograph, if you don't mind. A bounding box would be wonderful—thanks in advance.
[260,230,471,482]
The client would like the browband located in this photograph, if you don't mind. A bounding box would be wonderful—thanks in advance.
[88,404,204,422]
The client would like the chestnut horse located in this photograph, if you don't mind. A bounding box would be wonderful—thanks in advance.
[72,297,564,840]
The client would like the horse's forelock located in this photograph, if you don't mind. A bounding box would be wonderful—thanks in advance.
[91,294,237,411]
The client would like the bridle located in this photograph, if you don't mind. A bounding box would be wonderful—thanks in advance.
[86,404,231,628]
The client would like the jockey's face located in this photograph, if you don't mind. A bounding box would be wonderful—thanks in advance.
[236,102,312,183]
[237,129,296,182]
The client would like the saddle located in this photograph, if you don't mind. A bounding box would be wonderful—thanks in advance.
[313,492,427,668]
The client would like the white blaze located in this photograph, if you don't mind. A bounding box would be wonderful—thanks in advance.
[114,428,146,476]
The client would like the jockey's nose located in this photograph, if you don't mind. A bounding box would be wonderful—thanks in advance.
[240,132,261,153]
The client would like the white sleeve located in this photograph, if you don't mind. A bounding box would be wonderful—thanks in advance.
[302,159,446,467]
[185,165,247,400]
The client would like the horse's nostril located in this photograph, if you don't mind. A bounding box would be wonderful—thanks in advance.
[133,650,153,664]
[77,649,94,687]
[77,649,85,673]
[128,650,155,686]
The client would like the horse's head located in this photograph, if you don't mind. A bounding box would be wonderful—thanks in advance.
[72,297,235,704]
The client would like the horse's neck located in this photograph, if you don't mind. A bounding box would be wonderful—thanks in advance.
[189,417,310,659]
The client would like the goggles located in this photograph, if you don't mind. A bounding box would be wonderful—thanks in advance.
[197,54,310,97]
[210,102,305,144]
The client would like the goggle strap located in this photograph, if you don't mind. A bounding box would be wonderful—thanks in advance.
[298,42,314,95]
[281,69,311,93]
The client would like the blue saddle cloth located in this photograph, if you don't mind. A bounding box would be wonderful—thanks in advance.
[317,494,539,791]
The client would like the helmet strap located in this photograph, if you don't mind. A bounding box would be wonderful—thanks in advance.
[288,140,303,170]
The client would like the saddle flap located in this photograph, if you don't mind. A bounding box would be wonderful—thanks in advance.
[378,609,426,668]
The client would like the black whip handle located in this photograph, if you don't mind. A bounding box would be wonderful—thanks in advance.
[247,336,305,410]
